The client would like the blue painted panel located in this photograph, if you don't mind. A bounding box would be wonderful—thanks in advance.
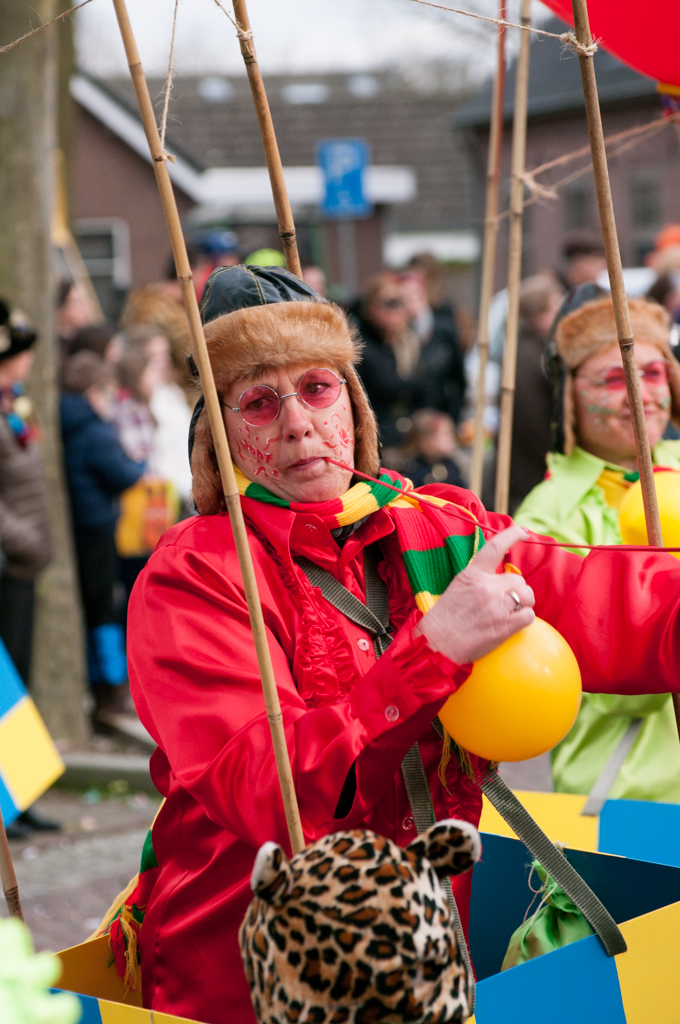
[470,833,535,980]
[599,798,680,868]
[0,770,18,825]
[52,989,101,1023]
[0,636,26,720]
[475,933,626,1024]
[566,845,680,922]
[470,833,680,981]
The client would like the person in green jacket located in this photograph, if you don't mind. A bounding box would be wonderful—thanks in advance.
[515,286,680,802]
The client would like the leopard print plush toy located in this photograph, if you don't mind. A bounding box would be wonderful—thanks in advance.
[239,819,481,1024]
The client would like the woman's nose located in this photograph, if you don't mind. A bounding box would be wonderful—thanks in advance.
[280,393,314,439]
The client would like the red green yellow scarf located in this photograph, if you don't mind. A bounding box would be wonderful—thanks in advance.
[235,465,484,612]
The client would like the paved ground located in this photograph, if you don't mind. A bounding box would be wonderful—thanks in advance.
[1,788,160,953]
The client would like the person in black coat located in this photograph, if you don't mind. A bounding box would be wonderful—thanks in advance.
[509,274,564,513]
[351,274,466,454]
[60,351,142,720]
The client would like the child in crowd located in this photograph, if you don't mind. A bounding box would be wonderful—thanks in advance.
[401,409,464,488]
[60,351,142,725]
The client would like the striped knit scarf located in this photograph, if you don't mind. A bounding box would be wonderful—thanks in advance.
[98,467,484,990]
[235,465,484,612]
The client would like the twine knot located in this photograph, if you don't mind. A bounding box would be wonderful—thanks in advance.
[520,171,557,202]
[237,27,254,42]
[561,30,599,58]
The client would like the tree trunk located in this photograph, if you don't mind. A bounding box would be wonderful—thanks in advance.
[0,3,88,745]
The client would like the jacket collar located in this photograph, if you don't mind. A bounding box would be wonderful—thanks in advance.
[546,442,679,521]
[240,494,395,578]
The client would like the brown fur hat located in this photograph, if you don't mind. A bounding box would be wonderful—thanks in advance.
[554,296,680,454]
[191,301,380,514]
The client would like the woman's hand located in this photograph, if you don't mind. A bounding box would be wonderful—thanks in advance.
[415,525,535,664]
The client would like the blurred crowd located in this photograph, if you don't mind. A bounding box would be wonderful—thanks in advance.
[1,221,679,813]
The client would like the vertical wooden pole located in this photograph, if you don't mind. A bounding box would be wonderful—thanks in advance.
[231,0,302,278]
[494,0,531,515]
[111,0,305,855]
[469,3,507,498]
[0,811,23,921]
[569,0,680,737]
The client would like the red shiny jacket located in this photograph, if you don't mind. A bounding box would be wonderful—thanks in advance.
[128,484,680,1024]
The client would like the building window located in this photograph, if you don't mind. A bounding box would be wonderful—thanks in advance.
[73,218,131,321]
[564,186,591,231]
[631,175,661,230]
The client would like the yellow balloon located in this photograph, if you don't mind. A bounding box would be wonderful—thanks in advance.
[438,618,582,763]
[619,470,680,560]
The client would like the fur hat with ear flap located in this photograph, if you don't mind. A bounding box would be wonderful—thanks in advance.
[548,287,680,455]
[190,265,380,515]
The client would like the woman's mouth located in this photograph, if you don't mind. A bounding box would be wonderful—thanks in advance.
[288,456,325,471]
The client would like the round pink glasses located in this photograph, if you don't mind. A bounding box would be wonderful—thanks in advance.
[226,368,346,426]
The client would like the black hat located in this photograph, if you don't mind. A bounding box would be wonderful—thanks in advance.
[199,264,323,325]
[0,300,37,364]
[189,265,326,462]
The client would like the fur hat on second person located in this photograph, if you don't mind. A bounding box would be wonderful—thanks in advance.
[548,286,680,455]
[190,265,380,515]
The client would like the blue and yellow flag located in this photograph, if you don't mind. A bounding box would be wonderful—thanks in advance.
[0,637,64,823]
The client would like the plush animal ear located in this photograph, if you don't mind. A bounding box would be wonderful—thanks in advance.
[406,819,481,878]
[250,841,293,906]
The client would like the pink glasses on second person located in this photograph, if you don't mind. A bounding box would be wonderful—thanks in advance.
[576,359,671,391]
[225,367,347,426]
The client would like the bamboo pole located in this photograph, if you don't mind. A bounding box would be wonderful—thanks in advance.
[469,2,507,498]
[0,810,23,920]
[570,0,680,738]
[494,0,531,515]
[231,0,302,278]
[111,0,305,856]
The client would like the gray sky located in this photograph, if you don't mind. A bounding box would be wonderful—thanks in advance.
[75,0,551,83]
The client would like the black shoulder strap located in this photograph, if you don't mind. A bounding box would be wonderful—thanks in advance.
[295,546,476,1006]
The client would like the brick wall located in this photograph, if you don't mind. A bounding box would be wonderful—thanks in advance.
[71,108,194,288]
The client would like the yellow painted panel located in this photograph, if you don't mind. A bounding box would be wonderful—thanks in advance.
[99,1001,151,1024]
[99,1002,207,1024]
[615,900,680,1024]
[480,789,599,852]
[57,935,143,1007]
[0,696,63,808]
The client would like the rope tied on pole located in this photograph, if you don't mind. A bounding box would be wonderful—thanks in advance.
[561,30,599,58]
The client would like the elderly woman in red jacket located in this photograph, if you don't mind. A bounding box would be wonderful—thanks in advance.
[128,266,680,1024]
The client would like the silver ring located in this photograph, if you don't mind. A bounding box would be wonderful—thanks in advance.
[508,589,522,613]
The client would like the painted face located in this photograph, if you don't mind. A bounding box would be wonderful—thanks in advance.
[574,341,671,467]
[222,362,355,504]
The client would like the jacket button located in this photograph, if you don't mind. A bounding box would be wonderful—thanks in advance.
[402,816,415,831]
[357,638,371,651]
[385,704,399,723]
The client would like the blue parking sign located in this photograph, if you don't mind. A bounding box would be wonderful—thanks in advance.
[317,138,372,218]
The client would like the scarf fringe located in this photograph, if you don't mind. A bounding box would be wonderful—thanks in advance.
[87,872,140,941]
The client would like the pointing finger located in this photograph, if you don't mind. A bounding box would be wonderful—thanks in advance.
[469,525,529,575]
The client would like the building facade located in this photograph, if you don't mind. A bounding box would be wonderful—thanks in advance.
[456,18,680,291]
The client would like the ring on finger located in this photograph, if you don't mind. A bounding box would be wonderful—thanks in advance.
[508,589,522,613]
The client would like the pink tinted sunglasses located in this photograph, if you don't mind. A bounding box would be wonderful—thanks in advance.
[226,367,346,426]
[576,358,670,391]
